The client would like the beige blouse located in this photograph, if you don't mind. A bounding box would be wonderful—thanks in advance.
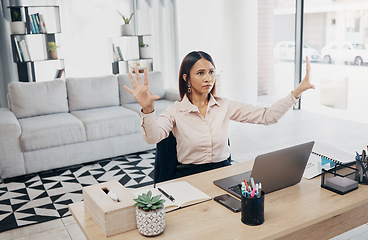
[141,93,297,164]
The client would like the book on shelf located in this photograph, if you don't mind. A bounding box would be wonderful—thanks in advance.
[116,46,124,61]
[303,141,355,179]
[21,40,31,61]
[31,14,39,34]
[130,181,212,213]
[17,40,30,62]
[54,69,64,79]
[112,44,121,61]
[14,38,23,62]
[38,14,47,33]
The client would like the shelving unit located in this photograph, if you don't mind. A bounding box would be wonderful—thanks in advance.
[111,34,153,74]
[8,0,64,82]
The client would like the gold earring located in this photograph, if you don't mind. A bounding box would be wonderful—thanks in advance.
[188,82,191,93]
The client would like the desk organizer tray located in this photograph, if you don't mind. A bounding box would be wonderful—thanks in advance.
[321,164,359,195]
[356,154,368,185]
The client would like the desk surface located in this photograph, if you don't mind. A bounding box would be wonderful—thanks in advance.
[69,160,368,240]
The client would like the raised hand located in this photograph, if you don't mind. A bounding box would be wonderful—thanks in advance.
[123,68,160,113]
[292,56,315,98]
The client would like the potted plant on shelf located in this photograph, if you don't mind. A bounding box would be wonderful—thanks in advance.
[139,42,152,59]
[10,8,26,34]
[117,11,134,36]
[47,41,59,59]
[134,190,166,236]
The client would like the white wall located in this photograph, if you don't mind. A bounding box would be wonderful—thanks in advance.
[60,0,132,77]
[175,0,258,104]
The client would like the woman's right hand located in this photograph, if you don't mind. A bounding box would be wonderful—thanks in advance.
[123,68,160,114]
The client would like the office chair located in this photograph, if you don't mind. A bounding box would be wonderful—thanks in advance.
[154,132,178,183]
[154,132,232,183]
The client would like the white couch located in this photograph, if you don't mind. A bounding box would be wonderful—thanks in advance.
[0,71,179,180]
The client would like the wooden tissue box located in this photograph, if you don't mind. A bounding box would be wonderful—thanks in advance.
[83,180,137,237]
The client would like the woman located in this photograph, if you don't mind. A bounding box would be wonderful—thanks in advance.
[124,51,315,178]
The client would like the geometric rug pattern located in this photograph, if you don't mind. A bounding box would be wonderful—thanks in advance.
[0,150,155,233]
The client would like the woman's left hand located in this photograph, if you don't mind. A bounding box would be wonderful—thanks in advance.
[292,56,315,98]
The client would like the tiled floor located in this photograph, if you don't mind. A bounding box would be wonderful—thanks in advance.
[1,108,368,239]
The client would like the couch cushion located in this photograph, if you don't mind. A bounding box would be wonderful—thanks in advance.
[8,80,68,119]
[118,71,165,105]
[71,106,141,141]
[124,99,174,116]
[19,113,87,152]
[66,75,119,111]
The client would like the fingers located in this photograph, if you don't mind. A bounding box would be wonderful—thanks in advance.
[123,85,133,94]
[152,95,160,101]
[306,56,311,76]
[134,67,142,85]
[144,68,148,86]
[128,72,138,89]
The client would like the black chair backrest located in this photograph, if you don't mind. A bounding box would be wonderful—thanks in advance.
[154,133,232,183]
[154,132,178,183]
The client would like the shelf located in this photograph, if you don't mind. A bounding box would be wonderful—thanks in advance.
[113,58,153,63]
[14,58,64,63]
[8,0,60,8]
[8,0,63,82]
[11,32,61,36]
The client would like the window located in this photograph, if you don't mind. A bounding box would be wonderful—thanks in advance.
[302,0,368,124]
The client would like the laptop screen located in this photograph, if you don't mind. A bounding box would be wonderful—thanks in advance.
[213,141,315,197]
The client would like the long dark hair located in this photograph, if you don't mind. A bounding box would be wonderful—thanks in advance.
[178,51,216,100]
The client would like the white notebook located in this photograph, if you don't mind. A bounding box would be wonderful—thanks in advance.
[130,181,211,212]
[303,141,355,179]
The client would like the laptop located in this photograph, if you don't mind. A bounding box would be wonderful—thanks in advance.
[213,141,315,198]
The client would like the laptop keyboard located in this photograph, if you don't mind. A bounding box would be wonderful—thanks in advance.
[228,184,242,196]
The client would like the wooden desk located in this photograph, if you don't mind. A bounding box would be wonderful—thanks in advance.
[69,160,368,240]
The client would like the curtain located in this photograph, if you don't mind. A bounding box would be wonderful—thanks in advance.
[136,0,179,89]
[0,0,17,108]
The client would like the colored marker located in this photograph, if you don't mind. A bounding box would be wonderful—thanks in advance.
[250,188,256,198]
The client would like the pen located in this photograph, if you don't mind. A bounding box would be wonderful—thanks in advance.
[250,177,255,189]
[243,179,251,192]
[158,187,175,202]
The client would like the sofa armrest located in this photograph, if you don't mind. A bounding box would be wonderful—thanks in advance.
[164,89,180,102]
[0,108,25,179]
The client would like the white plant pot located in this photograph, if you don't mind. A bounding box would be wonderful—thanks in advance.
[10,21,26,34]
[121,24,134,36]
[139,47,152,59]
[136,207,165,236]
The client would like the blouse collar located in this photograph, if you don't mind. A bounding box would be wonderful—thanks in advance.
[178,94,220,112]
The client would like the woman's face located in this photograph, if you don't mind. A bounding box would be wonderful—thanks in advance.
[185,58,215,96]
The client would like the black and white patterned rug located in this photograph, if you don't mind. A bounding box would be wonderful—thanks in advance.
[0,150,156,233]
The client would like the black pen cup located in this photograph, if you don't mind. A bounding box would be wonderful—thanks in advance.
[241,191,265,226]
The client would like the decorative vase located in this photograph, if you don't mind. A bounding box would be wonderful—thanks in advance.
[49,50,58,60]
[139,47,152,59]
[136,207,165,236]
[10,21,26,34]
[121,24,134,36]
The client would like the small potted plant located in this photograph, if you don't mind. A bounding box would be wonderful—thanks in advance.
[47,41,59,59]
[10,8,26,34]
[134,190,166,236]
[139,42,152,59]
[117,11,134,36]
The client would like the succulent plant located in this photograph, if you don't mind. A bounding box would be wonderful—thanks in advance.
[134,190,165,211]
[11,8,22,22]
[117,11,134,24]
[47,41,59,52]
[140,42,149,48]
